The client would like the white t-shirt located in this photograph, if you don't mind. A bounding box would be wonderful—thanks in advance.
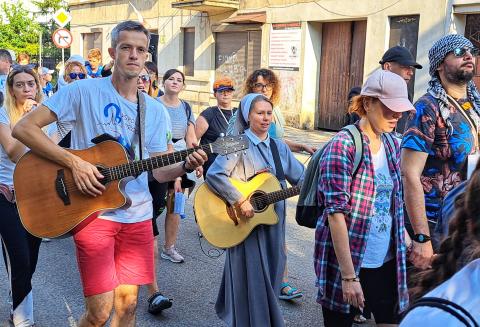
[0,106,57,187]
[362,142,394,268]
[400,259,480,326]
[43,77,171,223]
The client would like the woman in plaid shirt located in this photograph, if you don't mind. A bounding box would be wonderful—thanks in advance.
[315,70,414,326]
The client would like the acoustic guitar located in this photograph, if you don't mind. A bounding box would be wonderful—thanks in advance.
[13,135,248,238]
[194,172,300,248]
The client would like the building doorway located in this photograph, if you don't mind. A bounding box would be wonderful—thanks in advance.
[317,21,366,130]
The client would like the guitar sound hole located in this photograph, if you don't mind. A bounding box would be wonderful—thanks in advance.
[250,191,267,212]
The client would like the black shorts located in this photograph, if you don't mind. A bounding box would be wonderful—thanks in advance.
[148,180,168,237]
[322,259,399,326]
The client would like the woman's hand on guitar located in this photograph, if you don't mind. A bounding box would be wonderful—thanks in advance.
[70,155,105,196]
[235,198,254,219]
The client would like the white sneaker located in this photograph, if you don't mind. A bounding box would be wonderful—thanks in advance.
[161,245,184,263]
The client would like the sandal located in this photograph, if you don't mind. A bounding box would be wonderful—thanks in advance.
[147,291,173,315]
[354,314,367,324]
[279,282,303,300]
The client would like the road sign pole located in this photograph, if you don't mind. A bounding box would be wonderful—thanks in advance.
[62,48,65,67]
[39,31,43,68]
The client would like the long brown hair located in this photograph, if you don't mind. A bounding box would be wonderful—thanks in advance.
[410,161,480,301]
[243,68,281,107]
[5,65,43,124]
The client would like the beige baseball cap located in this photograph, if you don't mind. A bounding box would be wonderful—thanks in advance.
[361,70,415,113]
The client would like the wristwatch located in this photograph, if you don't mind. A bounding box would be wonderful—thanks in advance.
[413,233,431,243]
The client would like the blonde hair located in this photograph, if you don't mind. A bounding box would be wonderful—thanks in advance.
[87,48,102,62]
[5,66,43,125]
[64,61,88,84]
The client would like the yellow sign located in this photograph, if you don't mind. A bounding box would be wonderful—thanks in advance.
[53,8,72,28]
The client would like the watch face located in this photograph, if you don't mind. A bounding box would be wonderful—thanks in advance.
[418,235,425,242]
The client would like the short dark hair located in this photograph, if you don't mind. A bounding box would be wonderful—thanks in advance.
[111,20,150,48]
[162,68,185,83]
[145,61,158,77]
[0,49,12,64]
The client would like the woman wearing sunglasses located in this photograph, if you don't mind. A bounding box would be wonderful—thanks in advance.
[0,65,57,326]
[315,70,413,327]
[63,61,88,84]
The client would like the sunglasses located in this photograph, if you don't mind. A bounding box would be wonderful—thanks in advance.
[11,64,36,71]
[253,82,273,91]
[452,47,480,57]
[139,74,150,83]
[69,72,86,80]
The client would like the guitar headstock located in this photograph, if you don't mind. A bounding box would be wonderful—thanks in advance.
[210,135,249,155]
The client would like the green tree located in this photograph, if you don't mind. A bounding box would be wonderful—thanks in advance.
[32,0,64,16]
[0,2,42,55]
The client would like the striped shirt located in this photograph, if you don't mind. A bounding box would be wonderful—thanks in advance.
[158,99,195,141]
[314,127,408,314]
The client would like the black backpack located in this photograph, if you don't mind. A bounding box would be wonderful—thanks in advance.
[295,125,364,228]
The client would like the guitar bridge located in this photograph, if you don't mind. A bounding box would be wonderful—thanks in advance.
[55,169,71,205]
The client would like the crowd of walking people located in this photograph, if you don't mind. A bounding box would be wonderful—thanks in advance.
[0,19,479,327]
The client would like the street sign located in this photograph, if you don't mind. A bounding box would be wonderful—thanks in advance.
[52,28,73,49]
[53,8,72,28]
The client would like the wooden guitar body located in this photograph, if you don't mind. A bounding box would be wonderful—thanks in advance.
[194,173,281,249]
[14,141,130,238]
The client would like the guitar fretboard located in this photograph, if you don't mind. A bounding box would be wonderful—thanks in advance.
[250,185,300,208]
[103,145,213,182]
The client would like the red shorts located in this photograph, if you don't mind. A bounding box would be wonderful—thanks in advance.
[73,218,154,297]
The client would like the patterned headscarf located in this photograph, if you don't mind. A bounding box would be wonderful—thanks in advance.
[427,34,480,135]
[229,93,269,135]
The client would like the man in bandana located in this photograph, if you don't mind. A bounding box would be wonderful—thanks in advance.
[401,34,480,270]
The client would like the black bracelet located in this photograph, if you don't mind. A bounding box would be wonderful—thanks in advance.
[182,161,194,173]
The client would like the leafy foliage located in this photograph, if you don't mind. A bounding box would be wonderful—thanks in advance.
[32,0,63,16]
[0,2,42,55]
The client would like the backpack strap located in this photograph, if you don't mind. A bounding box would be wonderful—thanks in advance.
[269,139,286,183]
[181,100,193,122]
[342,124,364,176]
[403,297,478,327]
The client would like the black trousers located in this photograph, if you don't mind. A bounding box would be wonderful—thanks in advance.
[0,194,41,313]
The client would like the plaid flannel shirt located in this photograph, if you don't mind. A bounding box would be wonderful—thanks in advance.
[314,128,408,314]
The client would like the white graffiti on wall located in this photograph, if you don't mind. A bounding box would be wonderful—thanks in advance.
[216,51,247,97]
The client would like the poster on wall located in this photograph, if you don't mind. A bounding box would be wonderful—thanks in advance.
[269,22,302,71]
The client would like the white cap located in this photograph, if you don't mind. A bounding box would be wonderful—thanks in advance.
[40,67,54,75]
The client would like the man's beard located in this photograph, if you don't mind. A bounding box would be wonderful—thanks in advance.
[445,65,475,85]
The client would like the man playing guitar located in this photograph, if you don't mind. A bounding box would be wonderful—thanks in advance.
[12,20,207,326]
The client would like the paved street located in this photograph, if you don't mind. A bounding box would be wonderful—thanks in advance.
[0,128,358,327]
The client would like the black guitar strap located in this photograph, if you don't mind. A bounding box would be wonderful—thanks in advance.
[269,139,286,183]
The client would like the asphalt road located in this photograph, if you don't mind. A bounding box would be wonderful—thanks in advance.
[0,185,327,327]
[1,130,374,327]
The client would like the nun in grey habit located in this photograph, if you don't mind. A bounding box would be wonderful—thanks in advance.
[206,93,305,327]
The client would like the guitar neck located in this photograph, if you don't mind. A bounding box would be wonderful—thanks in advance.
[108,145,213,180]
[251,185,300,207]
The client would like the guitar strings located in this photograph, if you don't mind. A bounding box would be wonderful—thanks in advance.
[61,138,244,193]
[248,186,300,208]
